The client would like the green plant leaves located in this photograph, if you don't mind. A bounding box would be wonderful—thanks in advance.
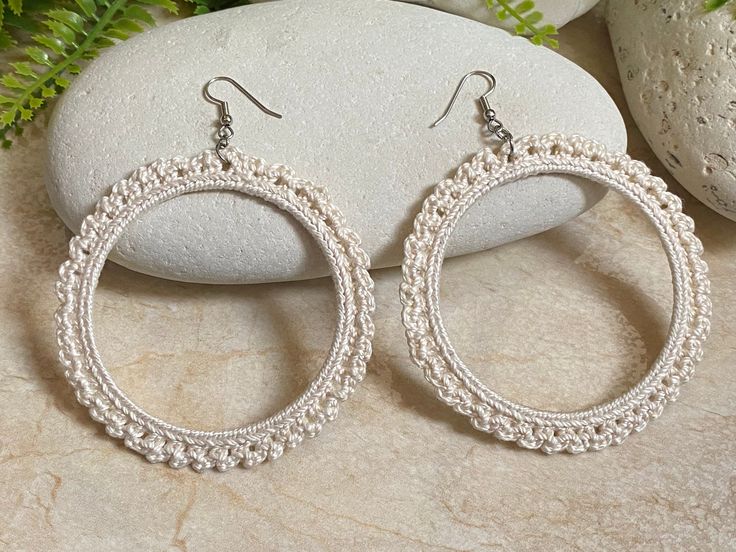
[124,5,156,26]
[1,74,24,89]
[704,0,730,10]
[0,0,172,147]
[32,34,65,55]
[486,0,559,48]
[7,0,24,16]
[44,19,78,45]
[0,0,265,148]
[74,0,96,18]
[47,9,87,34]
[137,0,178,14]
[26,45,52,65]
[1,108,18,125]
[10,61,36,77]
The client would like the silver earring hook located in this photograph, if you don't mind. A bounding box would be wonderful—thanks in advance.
[431,70,497,128]
[203,76,283,167]
[431,70,514,159]
[204,76,283,120]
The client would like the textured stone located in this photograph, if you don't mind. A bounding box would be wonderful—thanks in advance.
[251,0,601,30]
[46,0,625,284]
[608,0,736,221]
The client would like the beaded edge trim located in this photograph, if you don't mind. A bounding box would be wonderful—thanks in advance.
[400,133,711,454]
[55,148,375,472]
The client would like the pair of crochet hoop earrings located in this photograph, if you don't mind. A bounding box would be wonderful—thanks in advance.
[55,71,711,472]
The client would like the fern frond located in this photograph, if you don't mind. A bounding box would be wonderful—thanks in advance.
[0,0,56,45]
[0,0,170,147]
[486,0,559,48]
[0,0,261,149]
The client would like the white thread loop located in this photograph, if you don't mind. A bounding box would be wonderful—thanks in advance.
[55,148,375,472]
[400,133,711,454]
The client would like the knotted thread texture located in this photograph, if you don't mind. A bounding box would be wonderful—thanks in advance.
[55,148,375,472]
[400,133,711,454]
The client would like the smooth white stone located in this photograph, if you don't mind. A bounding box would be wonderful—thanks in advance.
[251,0,601,30]
[46,0,626,284]
[608,1,736,221]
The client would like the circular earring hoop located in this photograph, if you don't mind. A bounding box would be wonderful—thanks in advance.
[55,148,375,471]
[401,133,711,454]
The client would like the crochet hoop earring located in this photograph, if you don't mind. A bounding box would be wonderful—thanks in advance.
[55,77,375,472]
[400,71,711,454]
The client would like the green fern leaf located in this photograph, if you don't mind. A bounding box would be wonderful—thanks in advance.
[43,20,78,45]
[32,34,65,55]
[704,0,730,9]
[103,27,128,40]
[8,0,23,16]
[0,108,18,125]
[28,95,43,108]
[25,46,52,66]
[538,24,556,35]
[124,5,156,26]
[1,74,25,89]
[47,9,87,34]
[0,28,15,50]
[91,35,115,48]
[113,18,145,34]
[136,0,178,14]
[74,0,97,18]
[487,0,559,48]
[525,11,543,24]
[10,61,36,77]
[54,76,70,88]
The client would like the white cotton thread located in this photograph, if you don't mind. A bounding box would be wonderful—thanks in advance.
[400,133,711,454]
[55,147,376,472]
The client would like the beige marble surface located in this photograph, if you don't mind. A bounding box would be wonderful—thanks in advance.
[1,8,734,552]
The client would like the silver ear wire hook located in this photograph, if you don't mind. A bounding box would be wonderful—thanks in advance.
[203,76,283,167]
[431,70,515,159]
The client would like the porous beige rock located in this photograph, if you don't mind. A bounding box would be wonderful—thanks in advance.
[608,0,736,221]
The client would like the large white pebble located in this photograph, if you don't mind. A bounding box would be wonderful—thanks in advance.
[608,0,736,221]
[46,0,625,284]
[251,0,601,30]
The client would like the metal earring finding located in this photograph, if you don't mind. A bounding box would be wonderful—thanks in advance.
[431,70,515,159]
[203,76,283,167]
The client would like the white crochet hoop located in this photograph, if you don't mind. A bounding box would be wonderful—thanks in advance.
[55,148,375,472]
[401,134,711,454]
